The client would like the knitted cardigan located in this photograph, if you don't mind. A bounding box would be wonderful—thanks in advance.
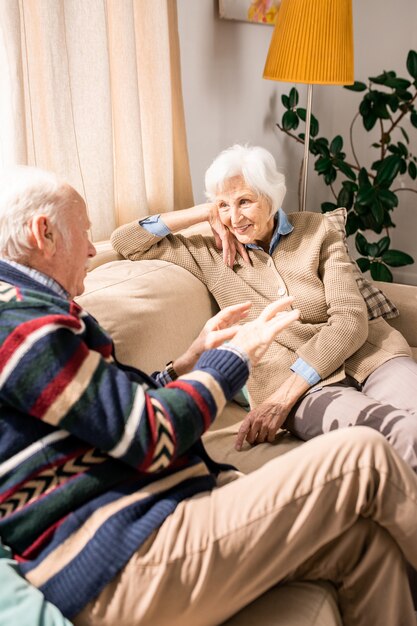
[0,261,247,618]
[111,211,411,406]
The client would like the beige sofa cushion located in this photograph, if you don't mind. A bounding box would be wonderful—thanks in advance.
[223,581,341,626]
[77,258,218,374]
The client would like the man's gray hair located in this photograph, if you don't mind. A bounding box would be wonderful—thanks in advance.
[0,165,69,261]
[204,144,286,215]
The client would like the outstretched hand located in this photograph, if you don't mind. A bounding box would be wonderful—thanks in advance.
[229,296,299,367]
[173,302,252,376]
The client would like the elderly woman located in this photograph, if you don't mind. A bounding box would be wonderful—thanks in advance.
[111,144,417,470]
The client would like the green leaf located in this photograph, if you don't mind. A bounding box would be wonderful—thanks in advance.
[282,110,299,131]
[342,180,358,193]
[407,50,417,79]
[281,94,290,109]
[345,211,360,236]
[398,142,409,158]
[337,186,352,209]
[377,188,398,209]
[385,77,411,90]
[382,250,414,266]
[369,72,391,85]
[324,168,337,185]
[367,242,380,257]
[389,94,399,112]
[396,89,414,101]
[297,108,319,136]
[289,87,299,108]
[359,168,371,187]
[336,160,356,181]
[408,161,417,179]
[330,135,343,155]
[355,232,369,256]
[344,81,367,92]
[363,112,378,131]
[356,186,375,205]
[374,154,402,186]
[370,262,393,282]
[376,236,390,255]
[400,127,410,143]
[315,157,332,173]
[411,110,417,128]
[356,257,371,272]
[371,200,385,227]
[321,202,338,213]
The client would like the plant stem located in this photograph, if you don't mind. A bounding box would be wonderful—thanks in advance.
[349,112,361,169]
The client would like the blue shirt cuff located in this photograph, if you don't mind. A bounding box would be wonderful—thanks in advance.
[290,358,321,385]
[139,215,171,236]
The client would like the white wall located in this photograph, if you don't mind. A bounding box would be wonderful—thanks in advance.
[177,0,417,285]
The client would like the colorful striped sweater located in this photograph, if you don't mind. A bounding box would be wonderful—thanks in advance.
[0,260,248,618]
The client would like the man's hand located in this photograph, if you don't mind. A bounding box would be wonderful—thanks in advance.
[209,205,250,268]
[229,297,299,367]
[173,302,252,376]
[235,371,311,451]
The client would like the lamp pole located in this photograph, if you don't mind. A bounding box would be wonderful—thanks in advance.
[300,83,313,212]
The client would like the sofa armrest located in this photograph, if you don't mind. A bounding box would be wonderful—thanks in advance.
[374,280,417,347]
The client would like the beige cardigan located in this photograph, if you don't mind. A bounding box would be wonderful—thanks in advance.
[111,212,411,406]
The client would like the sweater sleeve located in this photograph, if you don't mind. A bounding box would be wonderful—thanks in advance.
[294,222,368,379]
[111,220,221,289]
[0,310,248,473]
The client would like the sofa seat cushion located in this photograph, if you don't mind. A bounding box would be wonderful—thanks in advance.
[223,581,341,626]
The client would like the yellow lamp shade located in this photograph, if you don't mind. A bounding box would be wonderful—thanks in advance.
[263,0,354,85]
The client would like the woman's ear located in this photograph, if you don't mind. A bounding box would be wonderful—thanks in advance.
[28,215,57,258]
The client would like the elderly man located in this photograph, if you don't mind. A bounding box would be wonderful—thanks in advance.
[0,166,417,626]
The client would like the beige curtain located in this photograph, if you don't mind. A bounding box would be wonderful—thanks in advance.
[0,0,194,241]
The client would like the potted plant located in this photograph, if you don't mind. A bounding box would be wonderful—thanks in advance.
[277,50,417,281]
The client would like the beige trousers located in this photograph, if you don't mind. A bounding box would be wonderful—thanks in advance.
[74,427,417,626]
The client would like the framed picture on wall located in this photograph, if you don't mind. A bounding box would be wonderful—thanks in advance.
[219,0,280,25]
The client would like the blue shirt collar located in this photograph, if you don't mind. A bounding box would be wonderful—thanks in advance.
[0,259,70,299]
[245,208,293,255]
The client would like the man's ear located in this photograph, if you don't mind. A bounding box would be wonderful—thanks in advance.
[29,215,57,258]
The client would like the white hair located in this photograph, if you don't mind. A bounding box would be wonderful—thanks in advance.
[204,144,286,215]
[0,165,70,261]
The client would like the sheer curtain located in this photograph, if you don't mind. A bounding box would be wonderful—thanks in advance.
[0,0,194,241]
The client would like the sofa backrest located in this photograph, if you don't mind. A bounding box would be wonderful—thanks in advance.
[77,257,218,374]
[78,241,417,376]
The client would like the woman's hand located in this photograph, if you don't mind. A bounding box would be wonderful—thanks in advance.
[209,204,250,268]
[235,371,311,451]
[173,302,252,376]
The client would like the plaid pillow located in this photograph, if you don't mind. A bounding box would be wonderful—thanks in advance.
[325,208,399,320]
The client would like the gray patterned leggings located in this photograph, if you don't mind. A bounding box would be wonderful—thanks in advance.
[285,356,417,472]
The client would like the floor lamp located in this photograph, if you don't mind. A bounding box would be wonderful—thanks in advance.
[263,0,354,211]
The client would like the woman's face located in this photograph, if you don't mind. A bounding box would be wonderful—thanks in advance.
[215,175,275,249]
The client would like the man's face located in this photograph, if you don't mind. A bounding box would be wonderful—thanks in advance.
[56,189,96,298]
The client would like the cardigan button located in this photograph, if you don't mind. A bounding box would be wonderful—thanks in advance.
[278,287,286,296]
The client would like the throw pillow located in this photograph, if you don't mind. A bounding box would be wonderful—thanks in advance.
[325,208,399,320]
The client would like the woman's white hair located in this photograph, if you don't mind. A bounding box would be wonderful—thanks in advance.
[0,165,70,261]
[204,144,286,215]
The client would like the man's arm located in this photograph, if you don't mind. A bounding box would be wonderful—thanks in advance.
[0,300,298,472]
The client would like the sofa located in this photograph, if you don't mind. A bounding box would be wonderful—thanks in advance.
[76,240,417,626]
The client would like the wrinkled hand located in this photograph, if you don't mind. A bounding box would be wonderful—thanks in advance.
[235,400,291,451]
[230,297,299,368]
[173,302,252,376]
[235,370,311,451]
[209,204,250,268]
